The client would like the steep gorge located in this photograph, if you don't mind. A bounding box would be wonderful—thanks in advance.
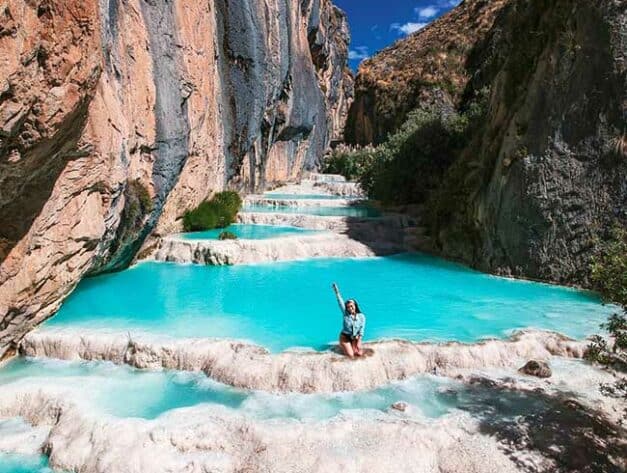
[0,0,352,358]
[346,0,626,286]
[345,0,509,145]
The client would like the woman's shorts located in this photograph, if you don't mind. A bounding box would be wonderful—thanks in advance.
[340,332,357,342]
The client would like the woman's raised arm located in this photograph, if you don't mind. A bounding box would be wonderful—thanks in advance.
[331,283,345,315]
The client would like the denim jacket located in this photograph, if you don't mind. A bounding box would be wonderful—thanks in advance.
[335,290,365,338]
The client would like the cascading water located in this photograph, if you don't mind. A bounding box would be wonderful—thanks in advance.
[0,179,621,473]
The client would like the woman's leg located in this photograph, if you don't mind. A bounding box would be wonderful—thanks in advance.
[339,333,354,358]
[352,337,363,356]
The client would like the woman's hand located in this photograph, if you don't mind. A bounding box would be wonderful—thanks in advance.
[332,283,339,293]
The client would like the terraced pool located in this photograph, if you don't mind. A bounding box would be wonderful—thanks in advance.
[46,253,613,352]
[0,357,459,420]
[242,203,382,218]
[262,193,350,200]
[179,224,317,240]
[0,453,54,473]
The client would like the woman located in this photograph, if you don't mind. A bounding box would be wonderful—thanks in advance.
[332,283,365,358]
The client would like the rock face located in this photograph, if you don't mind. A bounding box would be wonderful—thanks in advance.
[433,0,627,285]
[0,0,352,358]
[346,0,627,286]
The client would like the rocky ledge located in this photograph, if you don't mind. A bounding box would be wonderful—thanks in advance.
[21,328,585,393]
[147,233,401,266]
[1,352,625,473]
[244,196,362,208]
[238,212,415,245]
[268,173,364,197]
[0,392,532,473]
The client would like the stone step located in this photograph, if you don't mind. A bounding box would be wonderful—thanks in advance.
[150,233,403,266]
[305,172,346,183]
[244,196,363,208]
[238,212,417,240]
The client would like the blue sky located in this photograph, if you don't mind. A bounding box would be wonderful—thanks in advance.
[333,0,461,70]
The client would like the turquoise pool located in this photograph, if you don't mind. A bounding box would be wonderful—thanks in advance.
[0,357,244,420]
[242,203,382,218]
[179,224,316,240]
[0,357,458,421]
[0,454,54,473]
[48,253,613,351]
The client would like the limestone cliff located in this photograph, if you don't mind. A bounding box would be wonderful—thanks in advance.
[346,0,626,286]
[0,0,352,358]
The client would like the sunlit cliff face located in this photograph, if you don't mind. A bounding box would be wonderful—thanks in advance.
[0,0,353,358]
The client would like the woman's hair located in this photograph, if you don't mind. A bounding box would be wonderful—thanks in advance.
[345,299,362,314]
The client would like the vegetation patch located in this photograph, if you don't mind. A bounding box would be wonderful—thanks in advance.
[183,191,242,232]
[218,231,238,240]
[591,227,627,307]
[116,179,153,247]
[93,178,154,273]
[321,144,378,182]
[323,90,487,206]
[585,227,627,421]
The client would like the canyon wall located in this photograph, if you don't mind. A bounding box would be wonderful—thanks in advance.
[432,0,626,285]
[346,0,626,286]
[344,0,508,145]
[0,0,352,358]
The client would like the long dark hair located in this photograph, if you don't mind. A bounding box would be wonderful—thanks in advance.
[345,299,362,314]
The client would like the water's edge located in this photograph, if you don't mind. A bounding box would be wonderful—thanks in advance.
[20,328,586,393]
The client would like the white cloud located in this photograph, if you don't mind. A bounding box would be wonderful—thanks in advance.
[348,46,370,61]
[389,1,461,37]
[415,0,461,19]
[390,22,427,35]
[416,6,438,18]
[437,0,461,7]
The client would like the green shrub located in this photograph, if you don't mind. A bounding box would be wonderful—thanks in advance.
[591,227,627,307]
[130,179,153,214]
[323,90,487,207]
[586,226,627,366]
[118,179,153,238]
[586,313,627,364]
[183,201,219,231]
[585,227,627,416]
[183,191,242,232]
[98,179,154,272]
[585,309,627,419]
[360,107,476,205]
[218,231,238,240]
[321,110,470,205]
[211,190,242,218]
[321,145,378,181]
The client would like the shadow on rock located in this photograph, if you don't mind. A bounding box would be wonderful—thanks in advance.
[342,213,418,255]
[442,377,627,473]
